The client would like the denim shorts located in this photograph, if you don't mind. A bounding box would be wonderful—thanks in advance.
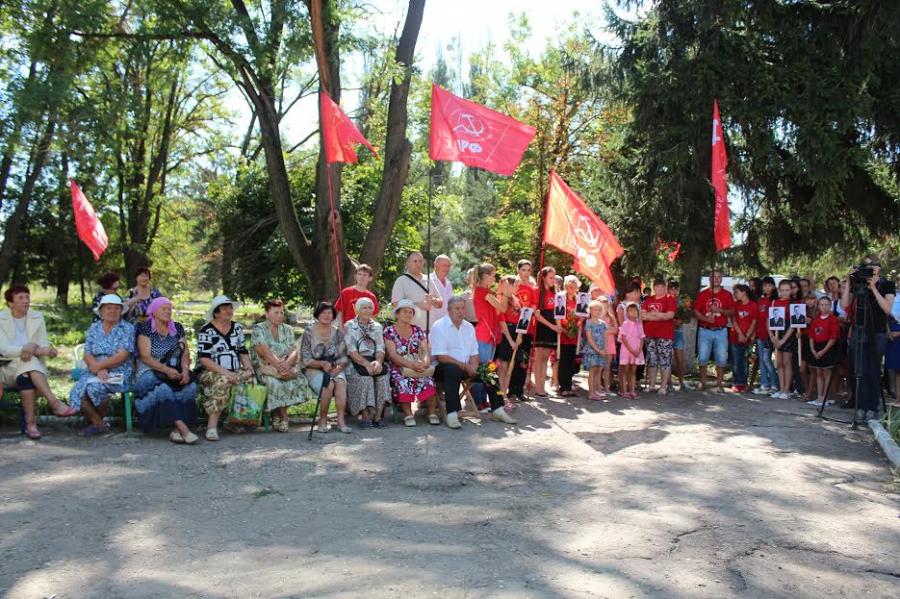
[673,328,685,350]
[697,327,729,367]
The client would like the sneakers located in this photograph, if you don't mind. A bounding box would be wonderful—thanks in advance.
[752,386,769,395]
[806,399,825,408]
[446,412,462,429]
[490,406,518,424]
[404,415,417,427]
[428,413,440,425]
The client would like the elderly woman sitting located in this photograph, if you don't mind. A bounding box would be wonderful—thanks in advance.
[69,294,135,436]
[0,285,77,439]
[384,298,438,426]
[250,299,313,433]
[300,302,351,434]
[134,297,199,444]
[196,295,253,441]
[344,297,391,429]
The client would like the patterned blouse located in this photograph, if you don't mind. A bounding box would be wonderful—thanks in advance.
[136,321,187,378]
[344,318,385,358]
[126,287,163,323]
[197,321,248,372]
[300,325,348,367]
[85,320,135,380]
[250,321,297,369]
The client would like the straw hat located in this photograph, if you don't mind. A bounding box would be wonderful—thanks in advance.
[207,295,241,321]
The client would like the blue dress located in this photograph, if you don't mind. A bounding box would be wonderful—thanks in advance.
[582,319,608,370]
[134,321,198,432]
[69,320,135,410]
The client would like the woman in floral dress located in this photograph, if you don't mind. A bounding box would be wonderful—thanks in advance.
[383,299,437,426]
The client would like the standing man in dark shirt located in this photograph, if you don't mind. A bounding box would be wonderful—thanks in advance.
[841,255,896,421]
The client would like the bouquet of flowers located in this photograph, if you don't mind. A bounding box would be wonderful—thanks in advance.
[476,360,500,388]
[562,317,580,340]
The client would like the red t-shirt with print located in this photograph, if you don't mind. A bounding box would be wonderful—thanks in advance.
[808,313,841,344]
[641,293,677,339]
[729,300,758,344]
[695,288,735,329]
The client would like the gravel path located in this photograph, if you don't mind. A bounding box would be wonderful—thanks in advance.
[2,389,898,598]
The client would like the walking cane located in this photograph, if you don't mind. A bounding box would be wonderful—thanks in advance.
[500,334,521,396]
[308,371,332,441]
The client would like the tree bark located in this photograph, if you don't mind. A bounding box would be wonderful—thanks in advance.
[359,0,426,276]
[55,152,73,306]
[0,115,57,285]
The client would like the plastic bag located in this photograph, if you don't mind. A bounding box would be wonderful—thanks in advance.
[227,383,267,427]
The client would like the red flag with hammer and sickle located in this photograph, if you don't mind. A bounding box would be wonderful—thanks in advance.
[543,170,623,292]
[429,84,536,176]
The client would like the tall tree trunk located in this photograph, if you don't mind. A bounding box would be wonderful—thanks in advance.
[0,59,39,212]
[0,115,57,285]
[359,0,426,275]
[55,152,73,306]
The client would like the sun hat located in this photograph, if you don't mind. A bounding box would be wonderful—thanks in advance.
[392,298,416,316]
[206,295,241,321]
[93,294,128,316]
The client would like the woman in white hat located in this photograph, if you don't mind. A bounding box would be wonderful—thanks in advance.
[0,284,77,439]
[69,293,135,436]
[383,298,437,426]
[196,295,253,441]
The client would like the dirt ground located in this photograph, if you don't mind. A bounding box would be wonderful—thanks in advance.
[2,385,899,599]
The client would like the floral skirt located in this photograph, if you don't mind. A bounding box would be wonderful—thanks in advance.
[258,372,314,411]
[345,367,391,415]
[197,370,237,414]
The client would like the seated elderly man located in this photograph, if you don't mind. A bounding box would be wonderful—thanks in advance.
[430,295,517,429]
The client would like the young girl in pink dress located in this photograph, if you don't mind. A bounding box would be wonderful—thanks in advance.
[618,302,645,399]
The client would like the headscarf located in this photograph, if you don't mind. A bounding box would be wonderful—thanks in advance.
[146,296,176,336]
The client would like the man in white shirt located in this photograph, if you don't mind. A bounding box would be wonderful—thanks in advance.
[391,251,442,331]
[431,296,517,429]
[429,254,453,324]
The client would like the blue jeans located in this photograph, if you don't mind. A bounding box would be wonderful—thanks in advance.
[731,344,749,386]
[850,329,886,412]
[698,327,729,367]
[755,339,778,390]
[474,341,495,406]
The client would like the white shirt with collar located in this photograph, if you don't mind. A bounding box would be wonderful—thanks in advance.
[429,272,453,324]
[429,315,478,365]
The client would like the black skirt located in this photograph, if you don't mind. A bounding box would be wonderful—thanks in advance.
[809,341,838,368]
[535,309,558,348]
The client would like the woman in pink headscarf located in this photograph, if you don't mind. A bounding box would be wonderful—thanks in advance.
[134,297,199,444]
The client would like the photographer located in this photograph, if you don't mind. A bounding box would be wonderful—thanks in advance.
[841,255,896,421]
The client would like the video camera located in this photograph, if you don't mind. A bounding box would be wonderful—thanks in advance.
[849,261,875,296]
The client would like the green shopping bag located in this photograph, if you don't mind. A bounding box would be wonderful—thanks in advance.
[227,383,267,427]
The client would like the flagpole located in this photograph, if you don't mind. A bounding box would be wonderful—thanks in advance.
[525,169,553,395]
[325,162,344,296]
[425,163,437,333]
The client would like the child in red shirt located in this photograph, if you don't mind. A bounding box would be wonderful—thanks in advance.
[729,284,757,393]
[334,264,379,327]
[807,297,841,405]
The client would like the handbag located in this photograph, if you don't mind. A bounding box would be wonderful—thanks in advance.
[227,382,267,426]
[351,332,388,377]
[154,340,192,390]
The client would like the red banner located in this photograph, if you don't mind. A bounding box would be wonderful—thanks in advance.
[543,170,623,292]
[429,84,536,176]
[320,92,377,164]
[71,181,108,261]
[712,99,730,251]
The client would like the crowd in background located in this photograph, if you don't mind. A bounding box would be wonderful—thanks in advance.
[2,252,898,442]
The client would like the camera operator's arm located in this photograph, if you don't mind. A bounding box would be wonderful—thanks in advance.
[841,270,853,310]
[867,276,895,316]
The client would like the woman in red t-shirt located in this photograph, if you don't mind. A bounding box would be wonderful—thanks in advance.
[473,264,509,364]
[729,284,757,393]
[532,266,562,397]
[808,296,841,405]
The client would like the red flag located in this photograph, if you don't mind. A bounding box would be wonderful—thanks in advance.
[429,84,536,176]
[543,170,623,292]
[71,181,108,261]
[712,99,730,251]
[320,92,377,164]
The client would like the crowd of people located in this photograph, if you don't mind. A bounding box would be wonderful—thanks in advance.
[1,253,897,443]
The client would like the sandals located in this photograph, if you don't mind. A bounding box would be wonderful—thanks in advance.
[374,419,387,429]
[50,401,77,417]
[205,428,220,441]
[428,414,440,425]
[338,425,353,434]
[81,424,107,437]
[170,430,186,444]
[403,415,417,427]
[316,424,329,434]
[25,425,42,440]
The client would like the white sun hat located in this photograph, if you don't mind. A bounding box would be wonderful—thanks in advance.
[206,295,241,321]
[93,294,128,316]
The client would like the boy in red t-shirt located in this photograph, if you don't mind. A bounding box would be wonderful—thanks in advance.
[334,264,379,327]
[729,284,757,393]
[641,278,677,394]
[694,270,736,391]
[807,296,841,406]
